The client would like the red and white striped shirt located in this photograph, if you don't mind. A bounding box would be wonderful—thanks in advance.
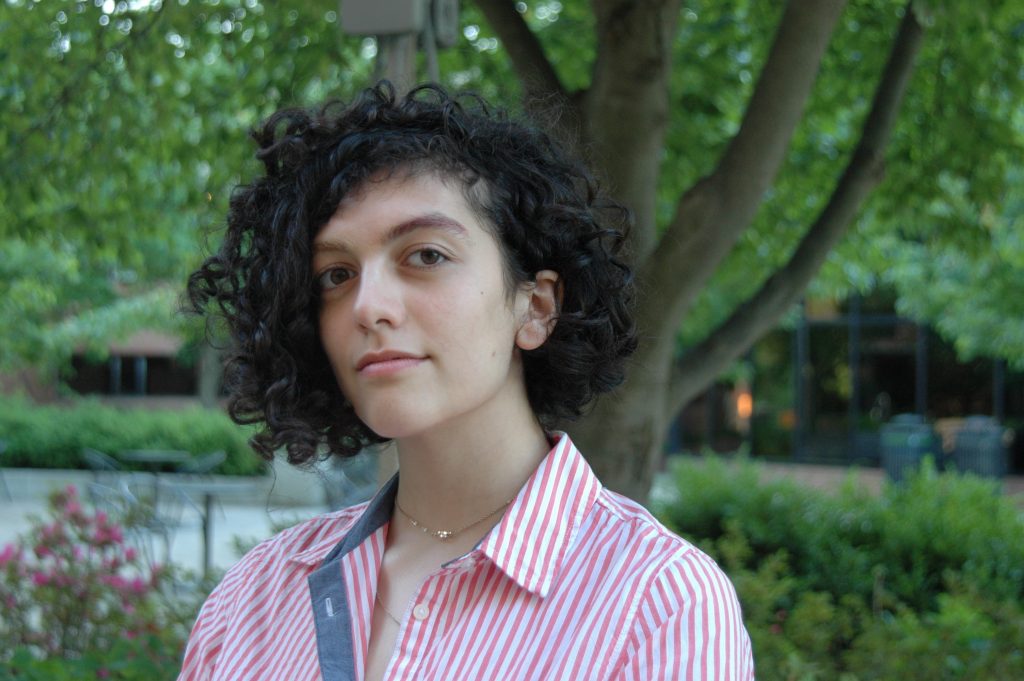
[178,434,754,680]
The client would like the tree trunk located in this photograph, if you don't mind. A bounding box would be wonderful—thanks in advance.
[580,2,924,501]
[197,341,223,409]
[569,357,673,501]
[585,0,681,259]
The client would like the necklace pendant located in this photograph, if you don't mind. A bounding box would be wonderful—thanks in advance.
[436,530,453,540]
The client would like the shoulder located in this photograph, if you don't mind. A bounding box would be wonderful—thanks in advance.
[191,501,371,629]
[595,487,741,606]
[179,502,371,679]
[591,491,754,679]
[591,488,710,565]
[228,500,371,578]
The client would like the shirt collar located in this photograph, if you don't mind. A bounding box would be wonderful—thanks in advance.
[477,433,601,598]
[290,475,398,567]
[292,433,602,599]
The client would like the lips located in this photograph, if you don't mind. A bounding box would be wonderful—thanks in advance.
[356,350,427,374]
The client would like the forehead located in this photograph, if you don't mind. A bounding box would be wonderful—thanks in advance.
[312,171,485,250]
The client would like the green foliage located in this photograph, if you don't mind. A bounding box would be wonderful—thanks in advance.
[659,455,1024,679]
[0,487,206,681]
[0,236,183,368]
[844,589,1024,680]
[0,397,264,475]
[664,0,1024,364]
[1,638,181,681]
[0,0,374,374]
[2,0,1022,377]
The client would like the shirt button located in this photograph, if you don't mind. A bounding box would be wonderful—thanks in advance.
[412,603,430,620]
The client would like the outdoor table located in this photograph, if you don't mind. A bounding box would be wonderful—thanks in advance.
[120,450,192,505]
[158,478,258,579]
[119,449,191,470]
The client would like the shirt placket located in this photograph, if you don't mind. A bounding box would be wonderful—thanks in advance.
[387,556,480,681]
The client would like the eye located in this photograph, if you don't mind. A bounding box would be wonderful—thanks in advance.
[408,248,448,267]
[316,267,354,291]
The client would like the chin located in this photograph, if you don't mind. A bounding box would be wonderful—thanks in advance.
[357,408,435,441]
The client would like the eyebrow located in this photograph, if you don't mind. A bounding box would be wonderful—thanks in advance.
[312,212,469,254]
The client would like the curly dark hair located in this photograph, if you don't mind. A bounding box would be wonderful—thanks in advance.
[188,81,637,465]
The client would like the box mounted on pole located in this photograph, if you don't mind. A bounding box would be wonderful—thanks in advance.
[339,0,460,47]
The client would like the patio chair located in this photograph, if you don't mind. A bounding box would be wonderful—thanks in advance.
[87,479,200,570]
[82,447,123,480]
[178,450,226,476]
[86,480,169,568]
[170,450,229,529]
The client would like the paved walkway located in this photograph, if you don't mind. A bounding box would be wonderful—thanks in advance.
[757,459,1024,499]
[655,457,1024,507]
[4,460,1022,580]
[0,468,324,579]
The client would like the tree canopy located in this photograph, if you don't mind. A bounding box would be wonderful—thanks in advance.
[2,0,1021,497]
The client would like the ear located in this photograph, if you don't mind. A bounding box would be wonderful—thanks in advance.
[515,270,561,351]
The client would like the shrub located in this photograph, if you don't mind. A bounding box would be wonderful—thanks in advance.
[0,397,264,475]
[658,455,1024,680]
[0,486,206,680]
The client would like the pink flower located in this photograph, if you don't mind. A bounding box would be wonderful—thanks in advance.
[128,576,147,595]
[0,543,16,567]
[124,546,138,562]
[33,544,53,559]
[31,571,51,587]
[93,524,125,545]
[97,668,110,679]
[149,563,164,586]
[102,574,128,590]
[40,522,67,544]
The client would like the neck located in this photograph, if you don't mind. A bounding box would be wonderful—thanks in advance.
[391,402,550,539]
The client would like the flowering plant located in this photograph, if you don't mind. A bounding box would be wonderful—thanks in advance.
[0,485,190,677]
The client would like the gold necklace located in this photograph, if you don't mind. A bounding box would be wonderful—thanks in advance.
[394,496,515,541]
[375,591,402,627]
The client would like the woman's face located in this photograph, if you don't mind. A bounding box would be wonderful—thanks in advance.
[312,171,538,440]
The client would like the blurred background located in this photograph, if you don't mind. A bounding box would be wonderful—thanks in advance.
[1,0,1022,678]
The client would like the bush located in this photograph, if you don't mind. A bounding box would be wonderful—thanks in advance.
[0,397,264,475]
[658,455,1024,680]
[0,486,208,680]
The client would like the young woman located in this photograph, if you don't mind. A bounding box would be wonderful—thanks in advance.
[180,82,753,680]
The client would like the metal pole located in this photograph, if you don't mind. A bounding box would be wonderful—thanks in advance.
[848,294,862,462]
[793,303,809,461]
[375,34,418,93]
[993,358,1006,422]
[915,324,928,416]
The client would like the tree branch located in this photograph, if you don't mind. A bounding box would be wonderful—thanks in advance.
[7,7,166,157]
[667,3,925,413]
[636,0,847,344]
[473,0,586,150]
[585,0,680,259]
[473,0,568,104]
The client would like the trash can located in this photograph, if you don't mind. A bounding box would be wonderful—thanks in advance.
[950,416,1008,479]
[880,414,940,483]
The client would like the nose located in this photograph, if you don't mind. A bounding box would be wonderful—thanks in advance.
[352,264,405,330]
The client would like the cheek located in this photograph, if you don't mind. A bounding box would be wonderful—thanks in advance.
[318,309,350,366]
